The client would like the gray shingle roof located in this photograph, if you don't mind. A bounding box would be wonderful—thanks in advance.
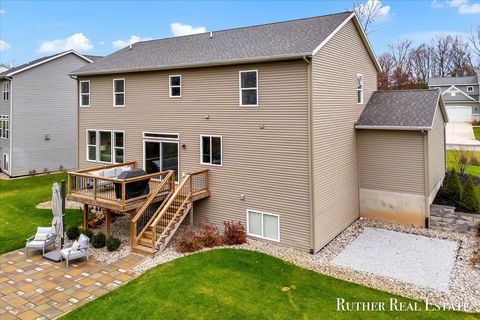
[429,76,478,86]
[355,89,442,130]
[71,11,354,76]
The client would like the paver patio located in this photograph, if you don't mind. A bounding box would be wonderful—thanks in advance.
[0,250,145,320]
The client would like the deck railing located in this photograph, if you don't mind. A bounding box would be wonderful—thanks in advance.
[67,162,171,207]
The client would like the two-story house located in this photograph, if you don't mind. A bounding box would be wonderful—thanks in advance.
[69,12,447,255]
[0,50,101,177]
[429,71,480,122]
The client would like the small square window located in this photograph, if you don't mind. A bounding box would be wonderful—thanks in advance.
[169,75,181,97]
[467,86,474,93]
[200,135,222,166]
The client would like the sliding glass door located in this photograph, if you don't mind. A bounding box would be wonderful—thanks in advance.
[144,140,179,181]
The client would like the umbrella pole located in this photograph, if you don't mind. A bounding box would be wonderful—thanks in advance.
[61,180,66,249]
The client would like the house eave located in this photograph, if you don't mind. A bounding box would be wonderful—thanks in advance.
[355,125,432,131]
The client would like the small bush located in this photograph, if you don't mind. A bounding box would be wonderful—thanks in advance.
[82,228,94,240]
[444,169,462,203]
[460,177,479,212]
[106,236,121,252]
[223,221,247,245]
[471,154,480,166]
[66,225,81,240]
[176,228,203,253]
[198,223,223,248]
[92,231,106,248]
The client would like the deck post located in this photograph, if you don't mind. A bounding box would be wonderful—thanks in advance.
[83,204,89,229]
[189,202,194,227]
[105,209,111,236]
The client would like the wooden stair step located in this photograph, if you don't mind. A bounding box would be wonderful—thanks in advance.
[132,244,157,257]
[138,237,154,247]
[142,230,153,239]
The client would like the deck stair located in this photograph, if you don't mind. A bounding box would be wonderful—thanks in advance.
[131,169,209,256]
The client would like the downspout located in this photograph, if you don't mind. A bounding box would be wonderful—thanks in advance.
[304,55,315,254]
[423,130,430,227]
[6,76,12,177]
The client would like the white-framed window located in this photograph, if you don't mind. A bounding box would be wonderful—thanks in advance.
[113,79,125,107]
[0,115,9,139]
[356,74,364,104]
[169,75,181,98]
[86,129,125,163]
[80,80,90,107]
[246,210,280,242]
[2,153,8,172]
[467,86,474,93]
[200,135,222,166]
[2,82,9,101]
[239,70,258,106]
[114,131,125,163]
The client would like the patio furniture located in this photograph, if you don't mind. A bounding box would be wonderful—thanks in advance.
[25,227,56,256]
[60,233,90,267]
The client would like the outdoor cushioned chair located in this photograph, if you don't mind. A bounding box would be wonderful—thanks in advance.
[25,227,56,256]
[60,233,90,267]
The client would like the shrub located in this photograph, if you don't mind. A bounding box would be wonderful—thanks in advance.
[198,223,223,248]
[444,169,462,203]
[176,228,203,253]
[471,154,480,166]
[223,221,247,245]
[106,236,121,252]
[82,228,94,240]
[92,231,106,248]
[460,177,479,212]
[66,225,81,240]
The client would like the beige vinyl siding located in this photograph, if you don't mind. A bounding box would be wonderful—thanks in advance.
[427,106,446,194]
[358,130,425,194]
[311,20,378,251]
[78,60,312,250]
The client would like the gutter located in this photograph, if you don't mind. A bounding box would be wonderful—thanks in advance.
[70,53,313,76]
[354,125,432,131]
[423,130,430,227]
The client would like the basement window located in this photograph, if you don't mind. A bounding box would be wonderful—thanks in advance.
[247,210,280,241]
[240,70,258,106]
[169,75,181,97]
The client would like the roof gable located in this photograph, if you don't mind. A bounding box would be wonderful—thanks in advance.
[355,89,444,130]
[71,11,380,76]
[442,85,476,101]
[0,50,93,78]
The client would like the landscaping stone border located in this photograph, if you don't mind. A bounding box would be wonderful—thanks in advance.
[430,204,480,234]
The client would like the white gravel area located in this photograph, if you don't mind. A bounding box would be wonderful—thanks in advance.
[332,227,458,291]
[132,218,480,312]
[36,200,83,210]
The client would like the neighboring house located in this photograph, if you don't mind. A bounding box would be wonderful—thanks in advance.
[429,71,480,122]
[0,50,101,177]
[70,11,446,254]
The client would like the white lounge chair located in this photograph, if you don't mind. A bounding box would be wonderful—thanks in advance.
[60,233,90,267]
[25,227,56,256]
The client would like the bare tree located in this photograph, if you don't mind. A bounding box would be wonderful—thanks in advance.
[353,0,389,35]
[466,25,480,67]
[378,53,394,90]
[449,36,475,77]
[409,43,434,83]
[431,35,453,78]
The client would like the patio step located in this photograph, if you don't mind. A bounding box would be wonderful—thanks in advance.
[132,244,157,257]
[142,230,154,239]
[138,237,154,247]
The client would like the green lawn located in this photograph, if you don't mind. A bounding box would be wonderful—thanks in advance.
[0,173,82,254]
[62,249,476,320]
[473,127,480,141]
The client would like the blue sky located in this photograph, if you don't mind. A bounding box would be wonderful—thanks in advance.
[0,0,479,66]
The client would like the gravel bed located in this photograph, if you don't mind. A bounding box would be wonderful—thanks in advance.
[132,218,480,312]
[36,200,83,210]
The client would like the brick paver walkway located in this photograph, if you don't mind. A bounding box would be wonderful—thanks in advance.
[0,250,144,319]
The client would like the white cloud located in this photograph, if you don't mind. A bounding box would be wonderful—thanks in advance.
[0,40,11,51]
[99,41,105,46]
[436,0,480,14]
[37,33,93,53]
[355,0,392,22]
[112,35,153,49]
[0,9,5,15]
[170,22,206,37]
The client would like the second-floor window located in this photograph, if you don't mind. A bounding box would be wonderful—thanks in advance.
[113,79,125,107]
[357,74,364,104]
[2,82,9,101]
[0,116,9,139]
[169,75,181,97]
[240,70,258,106]
[467,86,474,93]
[80,81,90,107]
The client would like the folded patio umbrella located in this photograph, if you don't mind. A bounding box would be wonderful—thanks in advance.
[51,182,63,237]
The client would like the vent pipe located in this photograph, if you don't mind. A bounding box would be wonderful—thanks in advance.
[209,32,213,39]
